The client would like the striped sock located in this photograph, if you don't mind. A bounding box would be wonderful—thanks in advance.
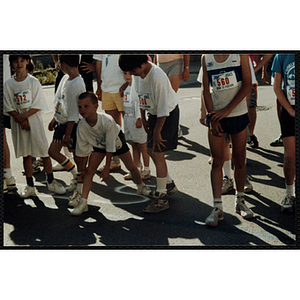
[61,158,76,174]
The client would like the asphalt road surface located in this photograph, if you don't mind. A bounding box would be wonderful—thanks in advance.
[3,77,296,248]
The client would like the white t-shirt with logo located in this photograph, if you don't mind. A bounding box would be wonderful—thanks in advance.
[93,54,126,93]
[132,62,178,117]
[76,113,122,156]
[3,75,50,158]
[54,74,86,124]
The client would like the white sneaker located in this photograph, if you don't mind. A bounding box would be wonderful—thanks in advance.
[71,198,88,216]
[52,163,65,171]
[205,207,224,226]
[124,172,133,180]
[235,196,254,219]
[137,184,152,196]
[141,170,151,180]
[68,190,82,207]
[5,176,17,191]
[67,178,77,193]
[244,175,253,193]
[221,176,234,194]
[3,180,8,194]
[20,185,37,198]
[47,180,66,195]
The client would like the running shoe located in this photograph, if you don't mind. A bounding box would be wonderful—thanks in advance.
[5,176,17,191]
[248,135,259,148]
[221,176,234,194]
[3,180,8,194]
[20,185,37,198]
[235,196,254,219]
[244,174,253,193]
[32,163,41,173]
[137,184,152,196]
[270,136,283,147]
[166,181,178,196]
[68,190,82,207]
[141,170,151,180]
[143,193,169,213]
[205,207,224,227]
[67,178,77,193]
[71,198,88,216]
[281,195,295,213]
[47,180,66,194]
[124,172,133,180]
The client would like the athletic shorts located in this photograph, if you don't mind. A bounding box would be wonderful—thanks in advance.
[93,130,129,156]
[53,123,78,150]
[249,87,257,108]
[280,106,295,138]
[147,105,179,152]
[102,91,124,111]
[3,115,11,129]
[206,113,249,135]
[159,59,184,77]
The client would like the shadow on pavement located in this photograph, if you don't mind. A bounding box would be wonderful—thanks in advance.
[3,178,295,247]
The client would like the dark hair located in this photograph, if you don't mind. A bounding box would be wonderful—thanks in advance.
[78,91,98,105]
[9,55,31,66]
[118,54,148,71]
[27,59,35,73]
[58,54,80,67]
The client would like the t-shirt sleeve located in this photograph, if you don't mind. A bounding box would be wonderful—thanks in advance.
[271,55,283,74]
[152,74,173,118]
[31,79,48,112]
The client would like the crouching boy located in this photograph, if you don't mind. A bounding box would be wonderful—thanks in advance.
[69,92,151,215]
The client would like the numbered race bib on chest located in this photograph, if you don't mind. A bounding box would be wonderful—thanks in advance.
[287,86,295,105]
[138,93,154,110]
[54,97,68,122]
[212,71,238,91]
[123,91,132,108]
[14,89,32,110]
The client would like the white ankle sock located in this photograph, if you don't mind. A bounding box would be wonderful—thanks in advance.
[223,160,233,179]
[286,184,295,197]
[156,177,167,194]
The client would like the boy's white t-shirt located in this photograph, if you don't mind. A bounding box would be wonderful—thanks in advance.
[76,113,122,157]
[93,54,125,93]
[3,75,49,158]
[132,62,178,117]
[54,74,86,124]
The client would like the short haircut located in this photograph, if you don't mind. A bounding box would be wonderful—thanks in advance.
[78,91,98,105]
[58,54,80,67]
[9,55,31,65]
[119,54,148,71]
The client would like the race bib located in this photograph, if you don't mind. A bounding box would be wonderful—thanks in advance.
[14,89,32,109]
[287,86,295,105]
[123,91,132,108]
[54,97,68,123]
[212,71,238,91]
[138,93,154,110]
